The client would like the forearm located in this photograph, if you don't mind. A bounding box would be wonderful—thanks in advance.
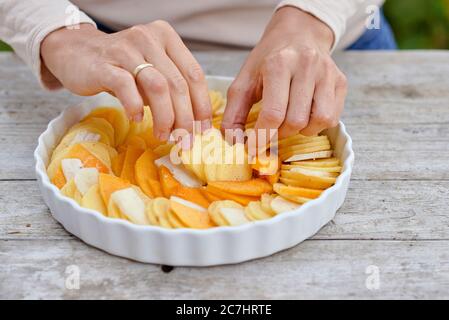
[0,0,95,89]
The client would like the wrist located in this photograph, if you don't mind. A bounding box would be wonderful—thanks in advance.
[270,6,334,52]
[41,24,102,72]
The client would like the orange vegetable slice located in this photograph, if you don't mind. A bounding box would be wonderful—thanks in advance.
[98,173,131,205]
[159,166,180,197]
[49,144,110,189]
[200,188,223,202]
[135,150,163,198]
[207,178,272,197]
[205,185,259,206]
[120,145,144,184]
[170,198,214,229]
[111,152,126,176]
[158,166,210,207]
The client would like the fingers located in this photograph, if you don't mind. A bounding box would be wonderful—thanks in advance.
[334,70,348,124]
[121,23,209,136]
[143,47,195,134]
[300,74,338,136]
[221,73,257,134]
[254,53,292,146]
[136,66,175,141]
[165,33,212,129]
[113,46,174,140]
[278,71,315,139]
[99,64,144,120]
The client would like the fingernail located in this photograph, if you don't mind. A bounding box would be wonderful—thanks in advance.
[157,131,169,142]
[181,133,193,151]
[201,119,211,132]
[133,113,143,122]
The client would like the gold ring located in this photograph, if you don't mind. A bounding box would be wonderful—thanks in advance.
[133,63,154,78]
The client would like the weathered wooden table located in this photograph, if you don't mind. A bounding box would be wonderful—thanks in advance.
[1,51,448,299]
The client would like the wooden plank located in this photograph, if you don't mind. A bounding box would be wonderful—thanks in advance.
[0,123,47,180]
[0,54,81,125]
[343,99,449,125]
[1,180,448,241]
[1,238,448,299]
[349,123,449,180]
[336,51,449,103]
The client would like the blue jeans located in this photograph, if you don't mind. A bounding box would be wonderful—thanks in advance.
[346,10,397,50]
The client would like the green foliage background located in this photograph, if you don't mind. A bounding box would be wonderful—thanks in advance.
[384,0,449,49]
[0,0,449,50]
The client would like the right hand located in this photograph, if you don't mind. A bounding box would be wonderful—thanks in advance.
[41,21,212,141]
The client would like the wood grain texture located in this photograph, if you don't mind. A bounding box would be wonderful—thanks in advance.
[1,239,449,299]
[1,51,449,299]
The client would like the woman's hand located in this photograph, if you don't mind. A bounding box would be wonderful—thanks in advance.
[222,7,347,140]
[41,21,212,141]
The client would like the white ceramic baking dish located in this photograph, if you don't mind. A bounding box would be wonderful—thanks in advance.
[34,76,354,266]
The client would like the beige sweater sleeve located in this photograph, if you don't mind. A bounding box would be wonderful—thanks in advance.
[277,0,366,51]
[0,0,96,89]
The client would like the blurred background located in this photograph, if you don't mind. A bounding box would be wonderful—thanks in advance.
[1,0,449,51]
[384,0,449,49]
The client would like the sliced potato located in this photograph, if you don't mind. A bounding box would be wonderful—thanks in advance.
[145,200,159,226]
[260,193,276,216]
[280,170,336,189]
[61,178,82,204]
[208,200,243,227]
[110,187,150,225]
[282,164,342,174]
[220,207,250,226]
[85,107,130,146]
[151,197,172,228]
[280,144,331,162]
[180,134,206,182]
[275,134,327,149]
[291,157,340,167]
[273,183,322,199]
[69,117,115,146]
[270,196,300,214]
[289,166,339,178]
[284,150,333,163]
[167,210,186,228]
[81,184,107,215]
[245,201,272,221]
[51,128,108,162]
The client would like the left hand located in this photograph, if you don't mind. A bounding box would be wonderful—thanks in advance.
[221,6,348,140]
